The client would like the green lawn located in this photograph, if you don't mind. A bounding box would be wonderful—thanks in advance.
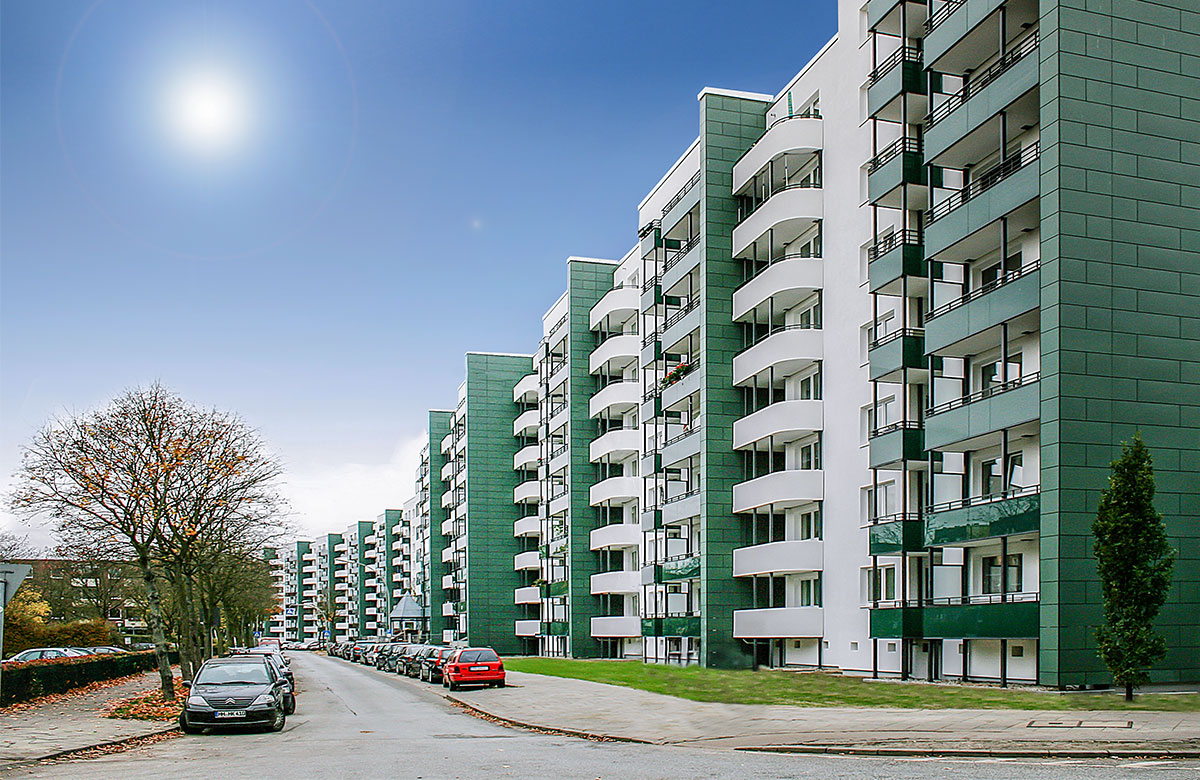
[503,657,1200,711]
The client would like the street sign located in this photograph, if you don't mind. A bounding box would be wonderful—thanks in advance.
[254,631,261,638]
[1,565,32,608]
[324,630,330,637]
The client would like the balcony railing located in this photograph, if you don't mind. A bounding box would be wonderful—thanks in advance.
[663,427,698,448]
[663,235,700,272]
[642,274,661,293]
[870,419,922,439]
[873,591,1039,609]
[926,142,1040,225]
[663,299,698,331]
[736,249,822,290]
[927,371,1040,416]
[927,484,1040,515]
[733,109,823,167]
[869,326,924,351]
[661,171,701,217]
[867,136,922,173]
[866,511,924,527]
[736,322,821,356]
[663,488,699,505]
[924,0,965,33]
[925,259,1040,321]
[867,229,922,262]
[737,179,821,222]
[547,313,568,338]
[926,33,1040,129]
[638,219,661,239]
[869,45,922,86]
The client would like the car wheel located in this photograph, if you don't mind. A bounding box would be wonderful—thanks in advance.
[448,680,459,691]
[494,681,506,688]
[269,707,286,732]
[179,711,203,735]
[285,696,296,715]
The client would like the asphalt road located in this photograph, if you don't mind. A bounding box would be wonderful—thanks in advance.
[6,652,1196,780]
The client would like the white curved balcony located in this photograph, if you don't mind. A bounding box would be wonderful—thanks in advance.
[591,615,642,638]
[733,539,823,577]
[514,550,541,571]
[513,516,541,537]
[732,470,824,512]
[513,373,539,403]
[589,523,641,550]
[732,186,823,258]
[514,479,541,504]
[590,334,640,375]
[589,475,641,507]
[513,443,540,471]
[513,408,540,437]
[441,602,457,617]
[589,381,640,419]
[733,400,824,450]
[590,569,641,595]
[732,328,823,386]
[732,257,824,322]
[733,606,823,639]
[589,428,640,463]
[733,116,823,194]
[515,619,540,636]
[440,489,455,509]
[590,286,640,330]
[514,586,541,604]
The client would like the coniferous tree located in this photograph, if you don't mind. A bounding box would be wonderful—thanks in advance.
[1092,433,1175,700]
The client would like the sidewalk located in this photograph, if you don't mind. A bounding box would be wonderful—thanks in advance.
[446,671,1200,757]
[0,670,177,770]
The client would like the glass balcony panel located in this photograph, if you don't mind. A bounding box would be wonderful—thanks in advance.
[924,265,1040,354]
[925,488,1040,546]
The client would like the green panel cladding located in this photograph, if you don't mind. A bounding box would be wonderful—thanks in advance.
[565,259,617,658]
[698,91,768,669]
[426,410,452,640]
[464,353,534,655]
[1038,0,1200,686]
[295,540,310,640]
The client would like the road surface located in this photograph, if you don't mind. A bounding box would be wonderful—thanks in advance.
[6,651,1195,779]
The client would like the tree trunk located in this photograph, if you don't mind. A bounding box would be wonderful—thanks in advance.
[1125,681,1134,701]
[137,556,176,701]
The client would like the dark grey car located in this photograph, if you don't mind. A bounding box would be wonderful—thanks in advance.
[180,657,288,733]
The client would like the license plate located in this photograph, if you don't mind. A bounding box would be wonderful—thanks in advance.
[469,665,489,671]
[214,710,246,718]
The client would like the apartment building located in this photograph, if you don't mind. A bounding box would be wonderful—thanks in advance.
[510,258,633,658]
[439,353,534,653]
[269,0,1196,687]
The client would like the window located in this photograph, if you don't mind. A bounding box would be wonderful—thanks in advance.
[982,554,1022,594]
[797,576,822,607]
[799,440,821,470]
[798,509,822,540]
[870,566,896,601]
[798,370,822,400]
[1006,452,1025,489]
[1011,645,1025,658]
[887,642,897,652]
[981,458,1002,497]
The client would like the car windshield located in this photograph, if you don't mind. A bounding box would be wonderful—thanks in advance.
[458,649,499,663]
[194,662,271,685]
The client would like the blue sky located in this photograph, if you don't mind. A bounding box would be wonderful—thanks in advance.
[1,0,837,541]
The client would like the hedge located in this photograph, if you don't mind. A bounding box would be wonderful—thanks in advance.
[1,650,178,707]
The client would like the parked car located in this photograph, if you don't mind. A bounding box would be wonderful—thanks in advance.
[353,642,377,664]
[179,656,289,733]
[395,644,426,676]
[442,648,505,690]
[84,646,129,654]
[239,646,291,683]
[2,647,91,664]
[362,644,384,666]
[419,647,453,683]
[374,643,406,672]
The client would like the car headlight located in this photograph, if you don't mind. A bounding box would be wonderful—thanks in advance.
[251,694,275,707]
[186,696,211,708]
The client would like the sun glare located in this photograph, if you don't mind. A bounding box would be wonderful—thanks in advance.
[166,69,247,154]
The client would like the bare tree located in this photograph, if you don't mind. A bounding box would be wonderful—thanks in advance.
[0,531,36,562]
[10,384,288,699]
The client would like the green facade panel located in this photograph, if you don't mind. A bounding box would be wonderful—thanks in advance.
[925,269,1041,352]
[924,381,1041,450]
[925,493,1041,547]
[1039,0,1200,686]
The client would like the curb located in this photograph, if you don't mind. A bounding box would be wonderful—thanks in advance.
[443,695,653,745]
[1,724,180,771]
[445,695,1200,760]
[737,744,1200,759]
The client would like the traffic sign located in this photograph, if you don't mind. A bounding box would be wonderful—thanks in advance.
[1,565,31,608]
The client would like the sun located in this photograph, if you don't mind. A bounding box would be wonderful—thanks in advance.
[166,69,248,153]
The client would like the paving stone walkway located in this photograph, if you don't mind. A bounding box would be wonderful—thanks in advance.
[0,670,177,770]
[447,671,1200,756]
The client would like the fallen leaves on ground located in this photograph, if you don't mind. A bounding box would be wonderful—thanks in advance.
[36,729,182,765]
[0,672,150,715]
[102,679,187,721]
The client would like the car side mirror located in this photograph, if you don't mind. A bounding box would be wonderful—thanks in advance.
[182,680,191,688]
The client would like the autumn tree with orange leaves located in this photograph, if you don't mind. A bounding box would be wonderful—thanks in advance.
[10,384,288,699]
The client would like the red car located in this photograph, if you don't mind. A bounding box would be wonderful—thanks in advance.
[441,647,505,690]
